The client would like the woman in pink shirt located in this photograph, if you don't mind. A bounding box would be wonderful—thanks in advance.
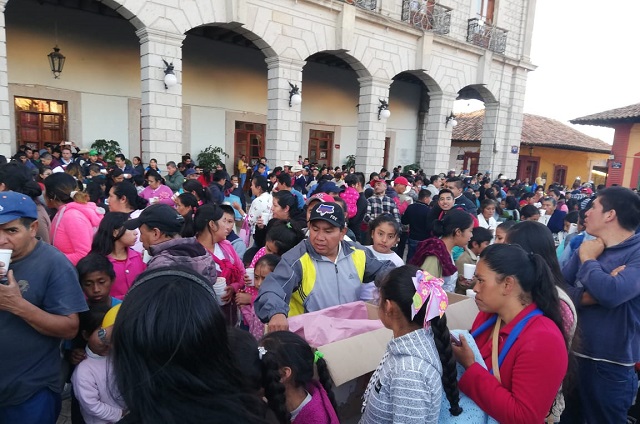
[139,170,174,206]
[91,212,146,300]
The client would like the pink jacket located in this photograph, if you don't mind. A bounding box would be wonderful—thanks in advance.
[51,202,103,265]
[108,249,147,300]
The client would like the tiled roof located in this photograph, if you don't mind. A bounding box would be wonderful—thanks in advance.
[452,110,611,154]
[570,103,640,127]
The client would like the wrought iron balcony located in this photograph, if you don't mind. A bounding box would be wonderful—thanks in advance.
[339,0,377,11]
[401,0,451,34]
[466,18,508,54]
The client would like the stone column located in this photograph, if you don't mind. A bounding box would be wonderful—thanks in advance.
[418,91,456,175]
[356,76,391,176]
[0,1,10,158]
[136,28,185,165]
[479,100,521,178]
[265,57,304,166]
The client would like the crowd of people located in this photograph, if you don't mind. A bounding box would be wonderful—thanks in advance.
[0,144,639,424]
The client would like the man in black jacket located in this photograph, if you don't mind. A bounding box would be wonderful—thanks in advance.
[446,177,477,216]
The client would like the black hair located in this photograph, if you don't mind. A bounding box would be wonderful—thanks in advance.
[252,175,269,193]
[177,192,199,238]
[344,173,358,187]
[44,172,89,204]
[479,244,568,347]
[564,210,579,224]
[496,220,517,233]
[520,204,540,220]
[437,188,454,199]
[597,186,640,231]
[112,267,271,423]
[272,191,300,217]
[193,203,224,236]
[78,303,110,338]
[112,182,148,211]
[504,195,519,211]
[255,254,281,272]
[228,328,288,423]
[265,220,305,255]
[505,221,567,291]
[260,331,338,417]
[418,188,432,201]
[432,209,474,238]
[114,153,126,162]
[276,173,292,187]
[145,169,165,185]
[445,176,463,189]
[469,226,493,248]
[91,212,132,256]
[368,214,401,238]
[354,172,366,187]
[213,170,227,182]
[378,265,462,416]
[0,162,42,199]
[243,246,261,268]
[76,252,116,282]
[183,180,214,205]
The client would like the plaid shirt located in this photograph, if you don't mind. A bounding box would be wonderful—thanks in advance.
[364,195,401,224]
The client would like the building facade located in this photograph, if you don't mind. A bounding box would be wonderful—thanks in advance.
[2,0,537,176]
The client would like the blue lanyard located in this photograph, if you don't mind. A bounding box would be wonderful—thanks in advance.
[470,308,543,372]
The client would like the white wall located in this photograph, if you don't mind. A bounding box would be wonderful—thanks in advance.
[189,106,226,160]
[80,93,130,154]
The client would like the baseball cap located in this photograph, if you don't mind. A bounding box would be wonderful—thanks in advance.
[305,192,334,206]
[393,176,409,186]
[184,168,196,176]
[0,191,38,224]
[123,204,185,233]
[309,202,345,228]
[89,149,98,156]
[370,179,387,188]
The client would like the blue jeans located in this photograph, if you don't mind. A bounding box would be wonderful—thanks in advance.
[560,357,638,424]
[407,238,421,263]
[0,388,61,424]
[239,173,247,191]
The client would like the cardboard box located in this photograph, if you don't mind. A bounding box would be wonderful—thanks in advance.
[318,294,479,420]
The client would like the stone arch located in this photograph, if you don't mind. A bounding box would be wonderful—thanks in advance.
[457,84,498,104]
[395,70,442,95]
[186,23,277,58]
[304,50,371,78]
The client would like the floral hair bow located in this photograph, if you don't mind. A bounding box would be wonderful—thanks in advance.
[411,270,448,329]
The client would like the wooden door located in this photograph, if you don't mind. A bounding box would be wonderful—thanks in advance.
[553,165,567,186]
[463,152,480,175]
[383,137,391,169]
[517,157,540,182]
[234,121,265,169]
[15,97,67,150]
[308,130,333,167]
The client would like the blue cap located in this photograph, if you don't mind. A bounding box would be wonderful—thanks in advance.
[0,191,38,224]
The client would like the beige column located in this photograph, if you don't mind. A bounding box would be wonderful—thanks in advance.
[356,76,391,176]
[419,92,457,175]
[0,1,10,158]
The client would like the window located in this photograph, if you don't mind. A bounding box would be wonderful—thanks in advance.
[234,121,265,169]
[475,0,495,22]
[553,165,567,186]
[308,130,333,167]
[15,97,68,151]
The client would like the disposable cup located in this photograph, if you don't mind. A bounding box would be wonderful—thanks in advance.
[0,249,11,283]
[245,269,255,287]
[261,212,270,225]
[463,263,476,280]
[466,289,477,298]
[213,277,227,305]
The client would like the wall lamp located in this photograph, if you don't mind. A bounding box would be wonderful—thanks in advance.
[289,82,302,107]
[163,59,177,89]
[378,99,391,120]
[445,112,457,127]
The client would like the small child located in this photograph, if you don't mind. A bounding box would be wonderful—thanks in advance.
[71,304,125,424]
[91,212,146,299]
[249,220,305,268]
[454,227,492,294]
[76,253,122,308]
[494,220,517,244]
[236,254,280,339]
[361,215,404,301]
[260,331,339,424]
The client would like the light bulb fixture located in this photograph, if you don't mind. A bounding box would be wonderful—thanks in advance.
[163,59,177,89]
[445,112,457,127]
[288,82,301,107]
[378,99,390,120]
[48,46,66,79]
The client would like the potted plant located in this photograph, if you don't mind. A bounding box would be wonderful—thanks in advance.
[197,145,229,172]
[91,139,122,166]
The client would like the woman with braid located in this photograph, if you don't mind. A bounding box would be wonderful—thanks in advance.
[452,244,569,422]
[360,265,462,423]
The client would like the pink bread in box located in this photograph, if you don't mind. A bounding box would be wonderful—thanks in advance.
[288,301,384,347]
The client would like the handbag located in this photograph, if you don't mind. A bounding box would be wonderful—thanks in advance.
[238,215,251,247]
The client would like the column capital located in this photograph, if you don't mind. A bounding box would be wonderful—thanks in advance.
[265,57,306,71]
[136,28,185,47]
[357,76,392,90]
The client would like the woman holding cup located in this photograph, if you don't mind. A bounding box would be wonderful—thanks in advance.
[139,170,174,206]
[247,175,272,241]
[194,204,245,325]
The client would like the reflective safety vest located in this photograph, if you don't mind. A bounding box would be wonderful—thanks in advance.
[289,247,366,316]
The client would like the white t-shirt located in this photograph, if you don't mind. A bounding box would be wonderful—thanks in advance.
[360,246,404,300]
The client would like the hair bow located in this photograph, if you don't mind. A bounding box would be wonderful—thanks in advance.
[411,270,448,329]
[314,350,324,364]
[258,346,267,360]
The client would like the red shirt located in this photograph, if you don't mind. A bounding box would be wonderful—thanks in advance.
[459,303,567,423]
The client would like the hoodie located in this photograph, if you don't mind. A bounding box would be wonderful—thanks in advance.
[360,328,443,424]
[50,201,104,265]
[147,237,218,287]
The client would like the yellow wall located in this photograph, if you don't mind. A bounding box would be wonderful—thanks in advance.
[622,124,640,188]
[522,147,608,186]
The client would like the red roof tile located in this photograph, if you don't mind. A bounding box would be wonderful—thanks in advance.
[452,110,611,154]
[570,103,640,127]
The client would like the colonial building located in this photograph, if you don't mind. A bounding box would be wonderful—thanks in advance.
[2,0,537,176]
[451,110,611,186]
[571,103,640,189]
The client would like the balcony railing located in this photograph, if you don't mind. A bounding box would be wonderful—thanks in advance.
[466,18,508,54]
[339,0,377,11]
[401,0,451,34]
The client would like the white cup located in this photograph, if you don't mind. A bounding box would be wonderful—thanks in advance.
[463,263,476,280]
[245,268,255,287]
[261,212,270,225]
[213,277,227,305]
[466,289,477,298]
[0,249,12,282]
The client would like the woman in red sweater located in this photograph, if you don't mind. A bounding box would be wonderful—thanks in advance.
[452,243,569,423]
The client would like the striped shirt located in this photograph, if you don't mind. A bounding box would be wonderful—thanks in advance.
[360,328,442,424]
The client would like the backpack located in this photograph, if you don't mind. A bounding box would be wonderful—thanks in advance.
[340,186,359,219]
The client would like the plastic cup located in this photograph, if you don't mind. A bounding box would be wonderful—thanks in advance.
[213,277,227,305]
[466,289,476,298]
[261,212,270,225]
[245,269,255,287]
[0,249,11,284]
[463,263,476,280]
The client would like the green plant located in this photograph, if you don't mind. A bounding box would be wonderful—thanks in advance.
[197,145,229,172]
[91,139,121,165]
[345,154,356,169]
[403,163,420,173]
